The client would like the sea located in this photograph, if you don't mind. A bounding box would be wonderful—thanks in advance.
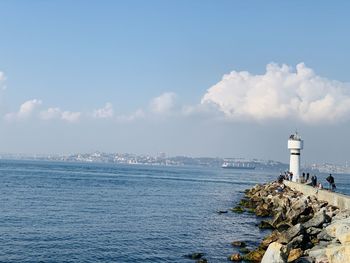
[0,160,349,263]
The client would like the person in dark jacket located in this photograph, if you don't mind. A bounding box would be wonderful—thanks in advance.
[326,174,336,191]
[311,175,318,187]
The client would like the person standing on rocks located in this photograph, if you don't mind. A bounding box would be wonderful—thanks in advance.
[314,174,318,187]
[306,173,310,182]
[326,174,336,191]
[311,175,318,187]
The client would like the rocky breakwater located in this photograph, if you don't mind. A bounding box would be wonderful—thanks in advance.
[230,181,350,263]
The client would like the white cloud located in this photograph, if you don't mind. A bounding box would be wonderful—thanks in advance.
[40,107,61,120]
[150,92,177,114]
[116,109,145,122]
[93,102,114,119]
[5,99,42,121]
[40,107,81,123]
[18,99,42,118]
[201,63,350,123]
[61,111,81,123]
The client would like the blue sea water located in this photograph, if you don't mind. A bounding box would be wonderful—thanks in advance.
[0,160,348,263]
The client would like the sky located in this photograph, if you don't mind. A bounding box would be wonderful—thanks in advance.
[0,0,350,164]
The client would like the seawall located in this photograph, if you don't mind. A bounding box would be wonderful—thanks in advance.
[284,180,350,210]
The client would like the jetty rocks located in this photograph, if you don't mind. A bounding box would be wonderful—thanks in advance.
[231,181,350,263]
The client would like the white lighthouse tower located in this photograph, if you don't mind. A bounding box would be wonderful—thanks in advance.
[288,132,303,182]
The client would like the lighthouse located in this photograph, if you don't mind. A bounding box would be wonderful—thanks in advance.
[288,132,303,182]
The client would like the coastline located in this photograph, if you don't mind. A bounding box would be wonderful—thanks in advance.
[228,181,350,263]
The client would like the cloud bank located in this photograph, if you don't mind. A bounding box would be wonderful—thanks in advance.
[201,63,350,123]
[3,63,350,125]
[40,107,81,123]
[93,102,114,119]
[150,92,177,114]
[5,99,42,120]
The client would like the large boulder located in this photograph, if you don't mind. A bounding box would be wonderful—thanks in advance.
[285,197,310,223]
[331,210,350,222]
[271,211,287,227]
[228,253,242,261]
[307,243,350,263]
[184,252,204,260]
[287,235,309,250]
[261,231,280,249]
[317,229,333,242]
[243,248,265,262]
[231,241,246,247]
[276,222,293,232]
[326,217,350,244]
[324,244,350,263]
[306,227,322,236]
[307,247,328,262]
[261,242,287,263]
[256,203,271,217]
[303,208,331,229]
[279,224,305,244]
[259,220,275,229]
[287,248,303,262]
[271,195,291,212]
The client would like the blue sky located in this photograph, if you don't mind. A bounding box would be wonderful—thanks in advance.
[0,1,350,163]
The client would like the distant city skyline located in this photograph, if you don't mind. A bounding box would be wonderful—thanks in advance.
[0,1,350,164]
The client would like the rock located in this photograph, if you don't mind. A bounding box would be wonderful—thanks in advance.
[246,208,256,214]
[259,220,275,229]
[308,243,350,263]
[239,247,251,254]
[306,227,322,236]
[217,210,228,214]
[307,245,328,260]
[317,243,350,263]
[261,242,287,263]
[196,258,208,263]
[303,208,330,229]
[261,231,280,249]
[239,198,253,208]
[310,237,319,245]
[231,241,246,247]
[287,235,306,250]
[228,253,242,261]
[276,222,293,232]
[243,248,266,262]
[332,210,350,222]
[271,195,290,211]
[184,252,204,260]
[271,211,287,227]
[279,224,305,244]
[231,206,244,213]
[256,204,271,217]
[288,248,303,262]
[326,217,350,244]
[317,230,333,242]
[285,197,310,223]
[297,214,314,224]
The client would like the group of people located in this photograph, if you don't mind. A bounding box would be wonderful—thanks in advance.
[278,171,294,183]
[278,171,336,192]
